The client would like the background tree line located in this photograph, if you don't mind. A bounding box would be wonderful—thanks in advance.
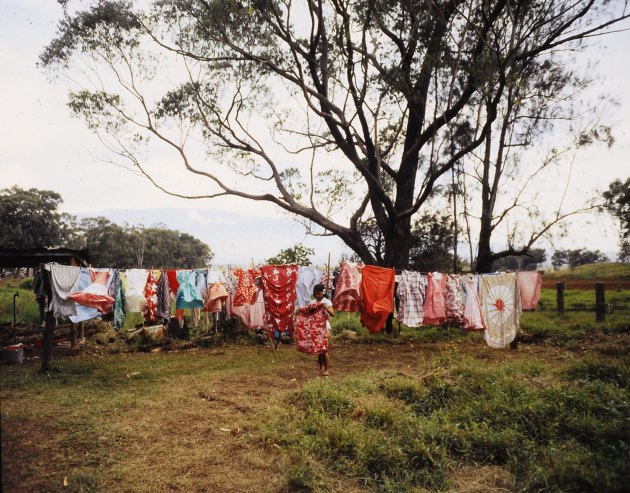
[0,186,212,269]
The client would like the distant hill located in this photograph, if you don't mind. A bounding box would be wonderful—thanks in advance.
[544,263,630,280]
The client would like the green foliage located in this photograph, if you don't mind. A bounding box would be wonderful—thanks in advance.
[603,177,630,262]
[552,249,609,270]
[0,186,73,249]
[77,217,213,268]
[267,359,630,492]
[266,244,314,266]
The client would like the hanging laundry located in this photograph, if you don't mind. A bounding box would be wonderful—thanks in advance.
[396,270,425,327]
[111,271,126,330]
[166,269,185,320]
[194,269,208,299]
[68,269,114,314]
[332,261,362,312]
[295,266,323,308]
[207,269,227,284]
[176,270,205,309]
[423,272,447,325]
[225,272,238,319]
[46,263,81,318]
[480,273,521,348]
[233,289,265,329]
[294,303,329,354]
[444,274,465,326]
[359,265,395,333]
[123,269,149,313]
[68,268,102,323]
[260,264,299,337]
[517,271,542,310]
[143,270,159,322]
[156,270,171,321]
[204,282,228,313]
[233,268,259,306]
[462,276,484,330]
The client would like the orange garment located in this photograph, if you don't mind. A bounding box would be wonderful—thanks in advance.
[359,265,395,333]
[166,269,184,320]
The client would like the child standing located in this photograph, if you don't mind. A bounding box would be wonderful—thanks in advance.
[308,283,335,376]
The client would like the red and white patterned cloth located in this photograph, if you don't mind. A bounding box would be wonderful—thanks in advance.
[294,303,329,354]
[233,268,259,307]
[332,261,362,312]
[143,270,159,322]
[261,264,299,336]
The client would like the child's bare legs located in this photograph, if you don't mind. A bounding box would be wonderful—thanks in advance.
[320,351,330,376]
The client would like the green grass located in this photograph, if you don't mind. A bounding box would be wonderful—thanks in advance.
[538,288,630,311]
[544,262,630,280]
[264,355,630,492]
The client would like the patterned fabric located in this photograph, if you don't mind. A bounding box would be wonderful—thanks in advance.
[261,264,299,337]
[156,270,171,321]
[47,263,81,318]
[112,271,126,330]
[294,303,329,354]
[444,274,465,326]
[124,269,149,313]
[68,269,114,314]
[295,266,323,308]
[396,270,425,327]
[332,261,362,312]
[204,282,229,313]
[480,273,521,348]
[176,270,205,309]
[517,271,542,310]
[359,265,395,333]
[423,272,447,325]
[233,268,259,306]
[143,270,159,322]
[463,276,484,330]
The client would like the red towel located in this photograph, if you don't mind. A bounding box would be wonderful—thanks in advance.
[359,265,395,333]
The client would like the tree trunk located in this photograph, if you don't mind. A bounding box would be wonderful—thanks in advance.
[383,218,411,268]
[476,216,494,273]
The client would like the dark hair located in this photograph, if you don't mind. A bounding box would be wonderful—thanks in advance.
[313,283,326,295]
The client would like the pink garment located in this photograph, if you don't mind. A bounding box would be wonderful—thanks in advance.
[422,272,447,325]
[517,271,542,310]
[249,289,266,329]
[333,261,362,312]
[463,276,485,330]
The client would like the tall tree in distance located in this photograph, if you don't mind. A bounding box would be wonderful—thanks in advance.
[40,1,629,268]
[603,177,630,262]
[0,186,73,249]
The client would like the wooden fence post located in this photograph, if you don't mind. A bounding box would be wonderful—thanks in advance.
[556,282,565,314]
[595,282,606,322]
[40,310,55,373]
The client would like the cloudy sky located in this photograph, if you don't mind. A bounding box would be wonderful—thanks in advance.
[1,1,629,265]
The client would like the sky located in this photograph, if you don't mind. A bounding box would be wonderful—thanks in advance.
[1,1,629,266]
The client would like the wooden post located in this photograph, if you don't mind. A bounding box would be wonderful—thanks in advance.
[595,282,606,322]
[40,310,55,373]
[618,279,622,293]
[70,323,78,354]
[556,282,565,314]
[79,322,85,340]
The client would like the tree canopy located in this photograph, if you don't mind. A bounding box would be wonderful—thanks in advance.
[266,243,314,266]
[41,0,630,270]
[0,186,72,249]
[603,177,630,262]
[76,217,214,268]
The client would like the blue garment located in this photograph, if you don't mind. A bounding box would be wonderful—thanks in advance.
[176,270,204,309]
[69,268,100,323]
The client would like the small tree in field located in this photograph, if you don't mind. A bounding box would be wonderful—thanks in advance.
[266,244,314,266]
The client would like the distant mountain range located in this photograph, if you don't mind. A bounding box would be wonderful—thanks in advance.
[78,208,347,267]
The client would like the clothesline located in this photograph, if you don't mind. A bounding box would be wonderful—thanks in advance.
[38,262,542,349]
